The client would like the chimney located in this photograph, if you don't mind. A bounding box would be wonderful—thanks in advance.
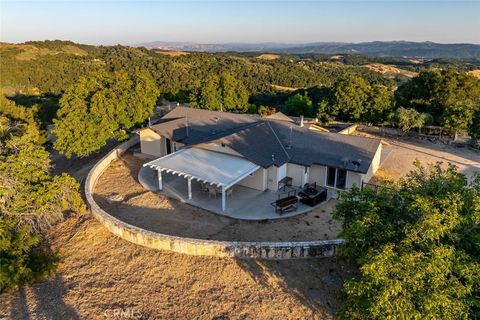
[299,115,304,127]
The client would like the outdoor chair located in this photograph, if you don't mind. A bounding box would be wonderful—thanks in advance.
[278,176,293,191]
[208,187,217,198]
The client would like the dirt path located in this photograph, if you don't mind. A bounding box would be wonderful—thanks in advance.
[0,212,346,319]
[93,152,342,242]
[354,129,480,182]
[376,139,480,182]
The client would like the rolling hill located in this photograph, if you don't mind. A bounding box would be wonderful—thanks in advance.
[136,41,480,60]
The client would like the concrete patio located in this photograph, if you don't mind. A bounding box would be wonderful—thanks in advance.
[139,166,324,220]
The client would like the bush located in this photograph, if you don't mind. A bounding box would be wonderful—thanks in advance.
[396,107,425,132]
[334,163,480,319]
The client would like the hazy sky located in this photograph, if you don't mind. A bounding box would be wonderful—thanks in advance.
[1,1,479,45]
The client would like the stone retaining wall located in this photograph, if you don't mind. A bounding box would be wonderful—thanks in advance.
[85,136,344,259]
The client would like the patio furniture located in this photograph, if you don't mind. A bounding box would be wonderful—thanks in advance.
[271,190,298,214]
[278,176,293,191]
[298,183,327,207]
[208,187,217,198]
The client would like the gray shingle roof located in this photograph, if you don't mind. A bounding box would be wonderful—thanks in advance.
[264,112,294,122]
[149,107,380,173]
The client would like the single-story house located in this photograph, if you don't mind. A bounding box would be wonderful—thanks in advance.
[140,107,382,211]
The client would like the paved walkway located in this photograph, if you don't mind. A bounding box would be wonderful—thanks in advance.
[139,166,319,220]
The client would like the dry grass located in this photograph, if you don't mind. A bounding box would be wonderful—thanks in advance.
[0,43,87,61]
[271,84,299,92]
[155,50,189,57]
[467,70,480,79]
[365,63,417,78]
[61,45,88,56]
[329,55,343,61]
[408,59,422,64]
[0,210,345,319]
[257,54,280,61]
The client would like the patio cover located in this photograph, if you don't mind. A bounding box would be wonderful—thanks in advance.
[143,147,260,189]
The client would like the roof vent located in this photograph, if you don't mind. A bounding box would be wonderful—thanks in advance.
[299,115,304,127]
[352,159,362,170]
[271,154,276,162]
[341,157,349,167]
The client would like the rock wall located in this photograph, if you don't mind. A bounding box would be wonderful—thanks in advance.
[85,135,344,259]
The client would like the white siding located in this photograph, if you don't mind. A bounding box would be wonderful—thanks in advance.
[309,164,327,186]
[277,164,287,182]
[347,171,362,189]
[267,166,278,190]
[266,164,287,191]
[363,143,382,183]
[238,168,267,191]
[139,129,165,157]
[287,163,308,187]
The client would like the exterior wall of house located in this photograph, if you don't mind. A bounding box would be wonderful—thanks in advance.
[347,171,362,189]
[237,168,267,191]
[310,164,362,192]
[309,164,327,186]
[139,129,166,157]
[277,164,287,182]
[173,142,184,152]
[266,166,278,191]
[287,163,309,187]
[266,164,287,191]
[197,142,243,157]
[363,143,382,183]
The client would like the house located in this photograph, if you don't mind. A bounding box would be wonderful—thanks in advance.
[140,107,382,212]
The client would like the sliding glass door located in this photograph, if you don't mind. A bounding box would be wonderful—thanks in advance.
[326,167,347,190]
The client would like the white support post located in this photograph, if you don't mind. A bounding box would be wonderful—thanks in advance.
[221,186,226,211]
[188,177,192,200]
[157,169,163,191]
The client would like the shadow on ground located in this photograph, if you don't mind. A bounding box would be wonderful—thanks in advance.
[234,257,348,319]
[7,274,80,320]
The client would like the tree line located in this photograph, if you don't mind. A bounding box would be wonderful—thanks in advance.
[268,69,480,143]
[2,41,479,154]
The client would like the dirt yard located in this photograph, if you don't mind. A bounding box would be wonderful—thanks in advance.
[0,211,347,320]
[355,128,480,183]
[93,152,341,242]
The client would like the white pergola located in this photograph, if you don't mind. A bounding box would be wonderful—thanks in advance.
[143,148,260,211]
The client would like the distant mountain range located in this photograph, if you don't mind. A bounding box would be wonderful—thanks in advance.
[136,41,480,60]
